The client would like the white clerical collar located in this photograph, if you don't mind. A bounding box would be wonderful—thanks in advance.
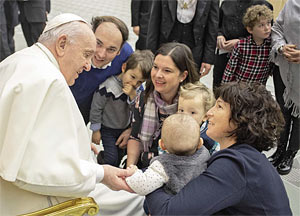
[91,61,112,69]
[35,43,60,70]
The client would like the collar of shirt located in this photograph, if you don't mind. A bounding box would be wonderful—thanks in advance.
[91,61,112,70]
[248,34,270,46]
[35,43,59,70]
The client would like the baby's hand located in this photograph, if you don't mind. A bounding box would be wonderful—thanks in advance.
[126,165,138,176]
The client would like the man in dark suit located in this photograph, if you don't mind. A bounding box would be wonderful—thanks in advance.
[131,0,152,50]
[0,0,10,61]
[0,0,18,61]
[18,0,51,47]
[146,0,219,77]
[4,0,19,54]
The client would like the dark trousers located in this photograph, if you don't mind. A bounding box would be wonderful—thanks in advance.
[273,66,300,151]
[212,52,229,92]
[99,125,127,167]
[7,26,15,53]
[0,24,11,61]
[20,21,45,46]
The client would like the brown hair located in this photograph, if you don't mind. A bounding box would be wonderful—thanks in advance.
[145,42,200,102]
[125,50,154,80]
[91,16,129,47]
[215,82,284,152]
[243,4,273,29]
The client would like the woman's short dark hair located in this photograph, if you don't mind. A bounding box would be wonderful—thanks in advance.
[215,82,285,152]
[145,42,200,101]
[91,16,129,47]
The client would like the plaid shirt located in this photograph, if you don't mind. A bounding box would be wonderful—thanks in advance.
[222,35,272,85]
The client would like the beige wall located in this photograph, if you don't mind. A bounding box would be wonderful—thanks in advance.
[267,0,288,19]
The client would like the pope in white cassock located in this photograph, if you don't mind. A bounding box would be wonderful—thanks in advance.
[0,13,145,216]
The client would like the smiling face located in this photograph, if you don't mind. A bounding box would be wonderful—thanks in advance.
[59,24,96,86]
[151,54,187,103]
[206,97,237,149]
[178,96,206,125]
[121,66,144,90]
[247,17,272,44]
[92,22,123,68]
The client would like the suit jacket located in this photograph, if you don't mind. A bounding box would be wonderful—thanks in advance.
[4,0,19,27]
[18,0,50,23]
[131,0,152,50]
[146,0,219,65]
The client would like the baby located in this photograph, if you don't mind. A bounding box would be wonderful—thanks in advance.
[178,81,219,154]
[126,113,210,195]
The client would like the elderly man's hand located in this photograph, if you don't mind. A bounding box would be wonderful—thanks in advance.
[101,165,134,192]
[283,45,300,64]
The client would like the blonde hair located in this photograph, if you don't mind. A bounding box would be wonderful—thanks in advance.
[162,114,200,156]
[243,4,273,29]
[179,81,215,114]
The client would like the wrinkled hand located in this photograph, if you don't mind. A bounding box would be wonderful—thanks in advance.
[91,143,99,155]
[123,84,136,100]
[133,26,140,36]
[101,165,134,191]
[92,131,101,145]
[222,39,239,51]
[199,63,212,78]
[283,45,300,64]
[116,128,132,149]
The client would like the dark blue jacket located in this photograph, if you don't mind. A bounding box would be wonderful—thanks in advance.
[146,144,292,215]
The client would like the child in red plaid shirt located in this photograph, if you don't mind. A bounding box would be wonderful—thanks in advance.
[222,5,273,85]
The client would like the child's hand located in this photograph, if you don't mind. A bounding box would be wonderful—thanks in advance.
[126,164,138,176]
[123,84,136,100]
[92,130,101,145]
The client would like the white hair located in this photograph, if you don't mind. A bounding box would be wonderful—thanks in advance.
[38,21,92,45]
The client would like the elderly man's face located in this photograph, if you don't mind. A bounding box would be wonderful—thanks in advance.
[92,22,123,68]
[60,24,96,86]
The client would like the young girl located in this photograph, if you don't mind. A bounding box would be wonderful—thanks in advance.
[178,81,219,154]
[89,50,154,167]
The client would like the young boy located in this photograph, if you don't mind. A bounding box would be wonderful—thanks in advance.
[125,114,210,195]
[222,5,273,85]
[178,81,219,154]
[89,50,154,167]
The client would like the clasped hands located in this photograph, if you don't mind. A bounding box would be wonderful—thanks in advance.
[282,44,300,64]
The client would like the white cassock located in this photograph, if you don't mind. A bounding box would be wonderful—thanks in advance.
[0,43,145,216]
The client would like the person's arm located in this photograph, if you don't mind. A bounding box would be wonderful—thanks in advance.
[89,90,106,144]
[145,151,246,215]
[127,138,142,167]
[131,0,141,35]
[270,4,286,62]
[222,43,240,83]
[126,161,169,196]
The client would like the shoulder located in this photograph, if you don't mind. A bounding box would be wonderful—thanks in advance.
[120,42,134,57]
[208,144,267,172]
[110,42,133,66]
